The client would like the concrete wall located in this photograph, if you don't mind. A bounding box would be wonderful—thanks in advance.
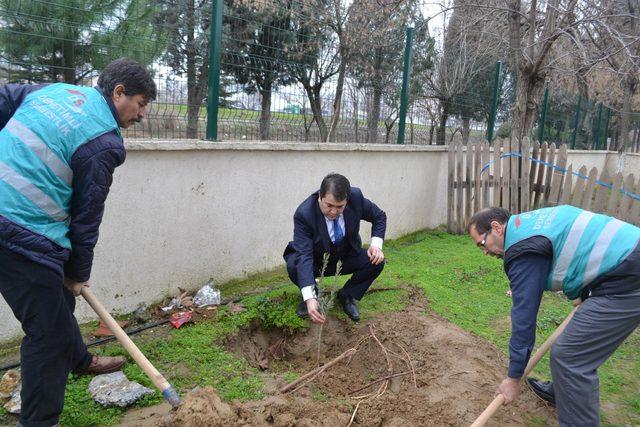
[2,141,623,342]
[566,150,610,174]
[603,151,640,178]
[0,141,448,341]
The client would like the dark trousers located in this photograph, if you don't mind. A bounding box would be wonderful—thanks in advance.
[286,248,384,300]
[0,246,91,427]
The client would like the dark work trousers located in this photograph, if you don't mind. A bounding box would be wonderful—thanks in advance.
[287,247,385,300]
[0,246,91,427]
[550,288,640,426]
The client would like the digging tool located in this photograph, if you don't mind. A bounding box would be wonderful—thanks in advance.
[470,305,578,427]
[81,287,181,407]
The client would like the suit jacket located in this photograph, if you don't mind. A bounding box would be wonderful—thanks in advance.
[283,187,386,288]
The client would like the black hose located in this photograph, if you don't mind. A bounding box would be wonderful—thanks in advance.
[0,296,243,373]
[0,319,170,373]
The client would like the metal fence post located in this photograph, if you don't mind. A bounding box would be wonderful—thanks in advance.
[594,102,603,150]
[571,95,582,149]
[538,86,549,144]
[486,61,501,143]
[397,26,414,145]
[206,0,223,141]
[603,107,611,150]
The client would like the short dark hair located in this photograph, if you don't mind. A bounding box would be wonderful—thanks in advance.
[98,58,157,102]
[468,207,511,233]
[319,173,351,201]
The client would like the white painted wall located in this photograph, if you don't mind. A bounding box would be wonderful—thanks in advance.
[0,141,448,341]
[566,150,610,174]
[603,151,640,178]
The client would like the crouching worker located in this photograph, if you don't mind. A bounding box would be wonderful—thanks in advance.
[284,173,386,323]
[0,58,156,426]
[468,205,640,426]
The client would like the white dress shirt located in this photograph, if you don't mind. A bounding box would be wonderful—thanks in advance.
[301,214,383,301]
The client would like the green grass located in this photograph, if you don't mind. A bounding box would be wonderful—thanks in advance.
[1,230,637,426]
[381,229,639,426]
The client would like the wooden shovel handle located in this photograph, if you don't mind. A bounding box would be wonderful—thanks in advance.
[470,306,578,427]
[81,287,180,406]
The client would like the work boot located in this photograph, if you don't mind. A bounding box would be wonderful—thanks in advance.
[75,355,126,376]
[526,377,556,406]
[295,300,308,318]
[337,292,360,322]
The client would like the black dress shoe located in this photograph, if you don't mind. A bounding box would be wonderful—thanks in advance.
[526,377,556,406]
[338,293,360,321]
[296,300,308,318]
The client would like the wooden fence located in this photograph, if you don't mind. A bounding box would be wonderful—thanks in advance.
[447,139,640,234]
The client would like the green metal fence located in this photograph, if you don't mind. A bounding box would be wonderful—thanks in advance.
[1,0,639,149]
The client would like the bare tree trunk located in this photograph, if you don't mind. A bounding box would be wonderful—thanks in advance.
[186,0,199,139]
[409,105,414,145]
[367,48,383,144]
[429,118,435,145]
[368,87,382,144]
[304,85,328,141]
[437,101,449,145]
[352,85,359,143]
[619,76,637,151]
[259,86,272,140]
[62,39,76,83]
[327,57,347,142]
[511,74,546,142]
[461,117,470,145]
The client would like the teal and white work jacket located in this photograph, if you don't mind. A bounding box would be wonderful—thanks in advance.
[504,205,640,300]
[0,83,120,249]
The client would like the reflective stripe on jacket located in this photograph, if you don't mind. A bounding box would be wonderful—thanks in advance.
[0,84,119,249]
[504,205,640,299]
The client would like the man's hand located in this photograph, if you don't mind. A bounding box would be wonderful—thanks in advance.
[64,277,90,297]
[306,298,326,324]
[496,377,521,404]
[367,246,384,265]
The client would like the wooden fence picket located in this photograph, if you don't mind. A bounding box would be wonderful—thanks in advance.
[607,173,623,216]
[547,144,567,206]
[592,170,611,214]
[493,139,502,207]
[447,141,455,233]
[521,139,531,212]
[582,167,599,211]
[542,143,556,206]
[630,175,640,225]
[572,166,588,207]
[465,141,473,227]
[618,174,636,221]
[474,142,481,212]
[456,140,464,234]
[482,141,490,208]
[529,141,540,207]
[559,164,573,205]
[502,139,510,210]
[533,143,548,209]
[509,138,518,213]
[446,140,640,233]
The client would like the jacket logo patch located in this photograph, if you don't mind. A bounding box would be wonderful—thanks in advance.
[514,216,522,228]
[65,89,87,113]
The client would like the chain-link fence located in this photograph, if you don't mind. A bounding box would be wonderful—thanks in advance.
[1,0,639,149]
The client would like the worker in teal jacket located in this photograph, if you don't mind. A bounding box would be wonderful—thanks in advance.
[468,205,640,426]
[0,58,156,427]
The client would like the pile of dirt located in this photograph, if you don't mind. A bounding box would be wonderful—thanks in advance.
[121,298,556,426]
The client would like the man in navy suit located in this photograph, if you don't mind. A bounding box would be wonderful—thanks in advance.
[284,173,386,322]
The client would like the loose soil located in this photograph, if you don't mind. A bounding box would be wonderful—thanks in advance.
[119,298,556,426]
